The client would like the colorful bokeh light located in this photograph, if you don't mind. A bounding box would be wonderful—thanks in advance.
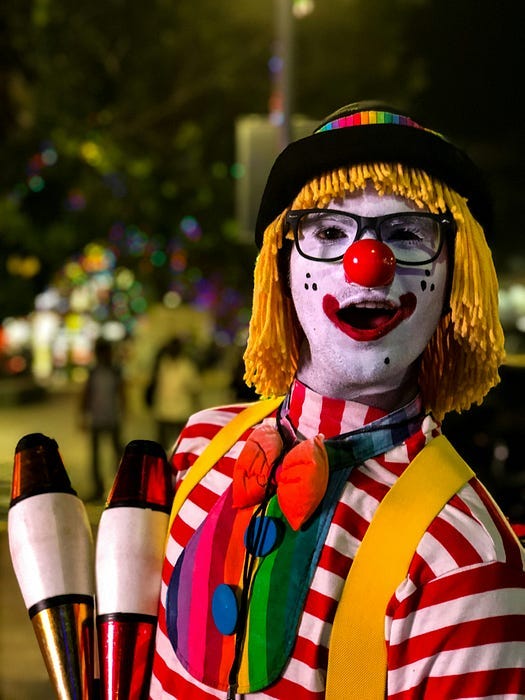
[180,215,202,241]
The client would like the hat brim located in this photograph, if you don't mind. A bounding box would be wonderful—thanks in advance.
[254,124,492,248]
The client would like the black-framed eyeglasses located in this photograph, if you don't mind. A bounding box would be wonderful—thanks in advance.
[285,208,454,265]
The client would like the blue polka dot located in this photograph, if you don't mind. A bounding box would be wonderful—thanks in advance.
[244,516,280,557]
[212,584,239,636]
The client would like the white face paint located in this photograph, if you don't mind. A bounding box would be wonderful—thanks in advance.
[289,186,449,409]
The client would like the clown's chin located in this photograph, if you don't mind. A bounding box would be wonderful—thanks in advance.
[296,336,422,410]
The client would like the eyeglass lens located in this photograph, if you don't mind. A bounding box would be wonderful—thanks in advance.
[295,211,443,263]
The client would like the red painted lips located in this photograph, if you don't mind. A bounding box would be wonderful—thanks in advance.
[322,292,417,341]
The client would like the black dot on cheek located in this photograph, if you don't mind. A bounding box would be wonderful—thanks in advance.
[421,280,427,291]
[306,273,311,278]
[312,283,318,291]
[304,284,309,290]
[430,283,435,292]
[384,357,390,365]
[425,270,431,277]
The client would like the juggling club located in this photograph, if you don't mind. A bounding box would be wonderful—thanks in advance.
[95,439,173,700]
[8,433,96,699]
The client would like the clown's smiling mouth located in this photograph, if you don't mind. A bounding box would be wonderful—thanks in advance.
[323,293,417,341]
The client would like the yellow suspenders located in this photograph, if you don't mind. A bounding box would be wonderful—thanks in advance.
[326,434,474,699]
[167,399,475,698]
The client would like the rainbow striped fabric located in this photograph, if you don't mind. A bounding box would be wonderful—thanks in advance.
[166,469,349,692]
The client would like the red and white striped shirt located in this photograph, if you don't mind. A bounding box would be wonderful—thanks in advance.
[150,387,525,699]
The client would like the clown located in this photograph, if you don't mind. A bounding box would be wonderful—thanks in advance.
[148,103,525,699]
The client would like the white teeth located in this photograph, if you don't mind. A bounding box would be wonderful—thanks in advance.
[350,301,394,310]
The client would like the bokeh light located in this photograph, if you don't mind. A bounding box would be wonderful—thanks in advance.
[65,189,87,211]
[180,215,202,241]
[28,175,45,192]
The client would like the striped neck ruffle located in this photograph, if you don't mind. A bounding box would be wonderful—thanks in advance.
[283,378,423,440]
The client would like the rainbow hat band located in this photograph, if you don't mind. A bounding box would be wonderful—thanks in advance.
[255,101,492,247]
[316,109,426,132]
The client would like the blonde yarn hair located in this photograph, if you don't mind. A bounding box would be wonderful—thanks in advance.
[243,163,505,421]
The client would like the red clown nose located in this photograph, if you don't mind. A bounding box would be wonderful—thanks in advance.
[343,239,396,287]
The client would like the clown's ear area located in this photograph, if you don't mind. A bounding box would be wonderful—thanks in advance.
[418,191,505,421]
[243,209,301,399]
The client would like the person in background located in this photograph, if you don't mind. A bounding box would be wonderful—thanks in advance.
[145,336,201,452]
[80,337,125,501]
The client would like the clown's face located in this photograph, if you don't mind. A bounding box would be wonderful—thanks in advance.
[289,186,449,409]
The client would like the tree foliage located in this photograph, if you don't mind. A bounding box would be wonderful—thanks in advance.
[0,0,273,317]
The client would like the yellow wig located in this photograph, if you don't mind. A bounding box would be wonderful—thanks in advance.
[243,163,505,421]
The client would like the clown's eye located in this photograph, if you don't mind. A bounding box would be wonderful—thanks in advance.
[384,225,423,243]
[314,225,349,242]
[293,211,358,260]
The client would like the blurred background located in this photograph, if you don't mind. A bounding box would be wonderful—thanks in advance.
[1,0,525,696]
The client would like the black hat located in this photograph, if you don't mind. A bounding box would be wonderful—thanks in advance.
[254,101,492,248]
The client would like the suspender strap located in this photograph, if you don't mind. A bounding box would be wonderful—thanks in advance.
[326,434,475,699]
[167,397,284,535]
